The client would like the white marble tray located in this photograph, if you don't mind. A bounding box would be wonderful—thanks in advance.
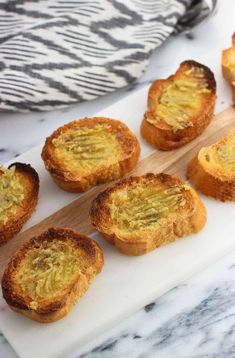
[0,86,235,358]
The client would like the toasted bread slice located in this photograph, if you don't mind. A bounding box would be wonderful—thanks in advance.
[188,130,235,201]
[0,163,39,246]
[2,227,104,323]
[41,117,140,192]
[222,34,235,104]
[141,60,216,150]
[90,173,206,256]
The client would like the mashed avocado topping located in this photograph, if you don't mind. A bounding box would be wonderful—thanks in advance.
[17,240,79,303]
[212,134,235,172]
[148,67,211,132]
[108,184,186,232]
[0,166,24,225]
[52,124,120,172]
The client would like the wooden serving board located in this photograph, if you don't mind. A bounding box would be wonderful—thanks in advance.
[0,85,235,358]
[0,106,235,278]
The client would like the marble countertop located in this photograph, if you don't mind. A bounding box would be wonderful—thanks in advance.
[1,0,235,357]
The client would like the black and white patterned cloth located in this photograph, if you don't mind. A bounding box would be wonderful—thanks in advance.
[0,0,216,112]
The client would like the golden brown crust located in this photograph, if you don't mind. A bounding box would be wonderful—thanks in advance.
[141,60,216,150]
[222,34,235,104]
[0,163,39,246]
[41,117,140,192]
[187,132,235,201]
[2,227,104,323]
[232,83,235,104]
[90,173,207,256]
[222,33,235,82]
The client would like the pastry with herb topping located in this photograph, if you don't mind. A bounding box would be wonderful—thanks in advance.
[90,173,206,256]
[222,33,235,104]
[41,117,140,192]
[141,60,216,150]
[188,130,235,201]
[2,227,104,323]
[0,163,39,245]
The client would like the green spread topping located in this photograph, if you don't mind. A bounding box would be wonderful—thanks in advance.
[148,67,211,132]
[52,124,120,172]
[0,166,24,225]
[108,184,186,232]
[17,240,79,303]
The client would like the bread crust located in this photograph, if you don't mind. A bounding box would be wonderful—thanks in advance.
[222,33,235,82]
[2,227,104,323]
[222,34,235,104]
[187,132,235,201]
[90,173,206,256]
[0,163,39,246]
[141,60,216,150]
[232,83,235,104]
[41,117,140,192]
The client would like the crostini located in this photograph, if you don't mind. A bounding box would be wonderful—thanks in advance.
[222,33,235,104]
[90,173,206,256]
[188,130,235,201]
[141,60,216,150]
[42,117,140,192]
[2,227,104,323]
[0,163,39,245]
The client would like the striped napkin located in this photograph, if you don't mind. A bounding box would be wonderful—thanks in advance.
[0,0,216,112]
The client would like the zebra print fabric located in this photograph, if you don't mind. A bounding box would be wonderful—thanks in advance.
[0,0,216,112]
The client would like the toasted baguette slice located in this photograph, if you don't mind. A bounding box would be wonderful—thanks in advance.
[0,163,39,246]
[41,117,140,192]
[90,173,206,256]
[141,60,216,150]
[188,130,235,201]
[2,227,104,323]
[222,34,235,104]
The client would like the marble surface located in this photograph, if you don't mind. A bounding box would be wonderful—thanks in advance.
[1,0,235,357]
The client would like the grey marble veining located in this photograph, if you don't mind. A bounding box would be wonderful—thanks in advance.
[0,334,16,358]
[74,251,235,358]
[1,0,235,357]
